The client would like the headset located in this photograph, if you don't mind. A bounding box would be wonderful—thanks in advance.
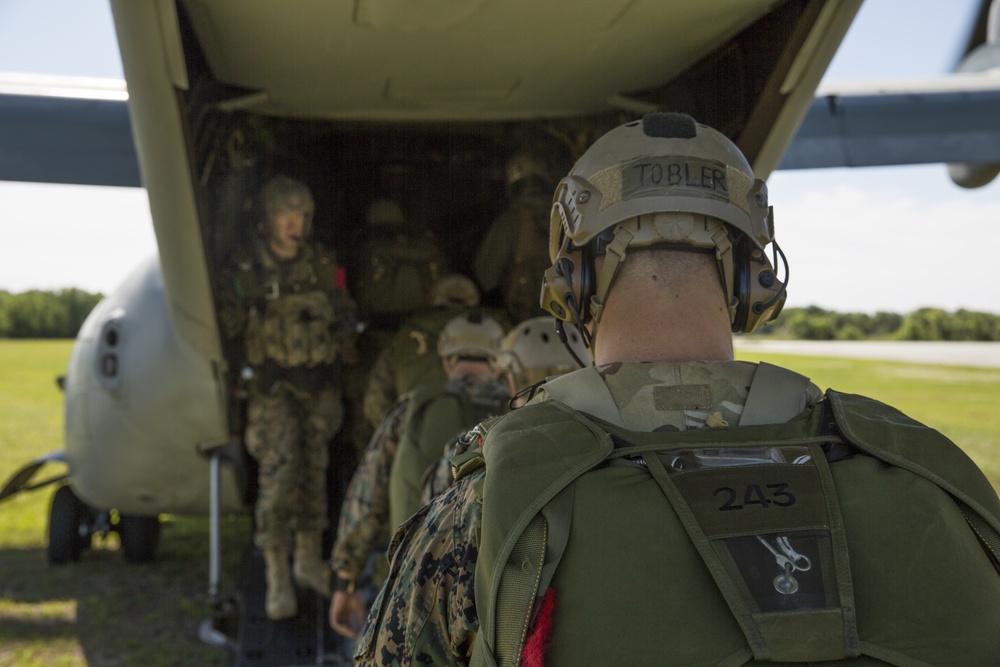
[539,113,788,341]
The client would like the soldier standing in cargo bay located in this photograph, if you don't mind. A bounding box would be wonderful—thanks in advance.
[356,115,1000,665]
[217,175,359,621]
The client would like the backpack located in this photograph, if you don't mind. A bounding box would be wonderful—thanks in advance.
[465,369,1000,666]
[388,381,509,530]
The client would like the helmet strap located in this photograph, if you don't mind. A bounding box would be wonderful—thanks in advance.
[588,225,634,328]
[710,225,738,326]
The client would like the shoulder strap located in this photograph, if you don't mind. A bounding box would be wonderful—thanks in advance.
[473,401,614,667]
[739,362,812,426]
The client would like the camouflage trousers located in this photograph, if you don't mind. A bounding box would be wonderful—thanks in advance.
[245,383,344,549]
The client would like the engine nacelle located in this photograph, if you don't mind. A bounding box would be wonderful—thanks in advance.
[64,256,244,516]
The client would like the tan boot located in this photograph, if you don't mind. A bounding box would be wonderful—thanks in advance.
[263,546,298,620]
[293,531,331,596]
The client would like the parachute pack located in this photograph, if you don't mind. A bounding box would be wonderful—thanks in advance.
[463,367,1000,666]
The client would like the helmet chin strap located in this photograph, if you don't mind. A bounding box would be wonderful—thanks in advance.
[586,226,635,355]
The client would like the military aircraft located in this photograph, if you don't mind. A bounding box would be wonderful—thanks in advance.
[2,0,1000,663]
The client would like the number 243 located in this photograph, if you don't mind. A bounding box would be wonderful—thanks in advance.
[714,483,796,511]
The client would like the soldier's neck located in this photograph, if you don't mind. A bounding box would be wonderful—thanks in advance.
[592,289,734,365]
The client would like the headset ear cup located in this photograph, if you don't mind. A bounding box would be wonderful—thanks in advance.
[578,243,595,322]
[731,234,752,333]
[540,254,581,324]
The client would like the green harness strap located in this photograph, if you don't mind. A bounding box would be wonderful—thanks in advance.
[470,380,1000,667]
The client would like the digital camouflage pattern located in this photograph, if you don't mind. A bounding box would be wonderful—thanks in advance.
[330,398,407,579]
[355,360,809,665]
[420,433,465,505]
[218,244,359,366]
[245,385,343,548]
[333,373,510,582]
[473,194,552,323]
[217,241,358,550]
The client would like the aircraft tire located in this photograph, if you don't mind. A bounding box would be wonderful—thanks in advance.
[118,514,160,563]
[48,485,86,564]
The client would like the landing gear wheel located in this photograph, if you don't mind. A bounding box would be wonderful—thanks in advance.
[48,485,87,564]
[118,514,160,563]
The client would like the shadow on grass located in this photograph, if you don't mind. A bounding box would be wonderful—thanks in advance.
[0,515,251,667]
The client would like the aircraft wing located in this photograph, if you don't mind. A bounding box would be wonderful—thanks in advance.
[5,75,1000,190]
[780,76,1000,170]
[0,74,139,188]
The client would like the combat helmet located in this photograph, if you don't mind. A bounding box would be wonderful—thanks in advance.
[540,112,787,341]
[429,274,481,308]
[260,175,315,236]
[497,316,590,391]
[437,311,504,361]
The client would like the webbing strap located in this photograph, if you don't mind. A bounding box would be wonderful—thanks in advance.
[588,226,633,325]
[739,362,811,426]
[642,452,768,654]
[494,515,547,667]
[958,500,1000,572]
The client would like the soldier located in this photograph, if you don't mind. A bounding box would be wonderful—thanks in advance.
[350,197,449,328]
[356,114,1000,665]
[421,315,591,503]
[217,175,359,621]
[361,274,482,437]
[474,148,562,323]
[328,311,509,639]
[344,197,450,455]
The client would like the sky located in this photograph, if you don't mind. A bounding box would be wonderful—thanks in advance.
[0,0,996,314]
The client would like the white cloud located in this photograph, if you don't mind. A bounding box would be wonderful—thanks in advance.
[0,181,156,295]
[769,171,1000,314]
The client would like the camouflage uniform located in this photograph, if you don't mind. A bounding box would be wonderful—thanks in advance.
[330,399,408,581]
[355,360,822,665]
[419,434,464,505]
[219,242,358,549]
[332,374,510,583]
[473,194,552,323]
[245,385,342,547]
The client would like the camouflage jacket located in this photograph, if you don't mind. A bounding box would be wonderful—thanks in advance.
[355,361,822,665]
[330,398,408,579]
[332,374,511,580]
[217,242,359,370]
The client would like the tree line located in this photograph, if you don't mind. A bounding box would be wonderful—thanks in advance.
[751,306,1000,341]
[1,290,998,341]
[0,289,103,338]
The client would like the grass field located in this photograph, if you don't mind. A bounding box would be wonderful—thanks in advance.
[0,339,998,666]
[0,341,249,667]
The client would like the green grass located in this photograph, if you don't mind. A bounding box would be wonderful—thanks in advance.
[1,340,998,665]
[735,350,1000,487]
[0,340,250,667]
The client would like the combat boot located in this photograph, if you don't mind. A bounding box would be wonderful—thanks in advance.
[263,546,298,620]
[293,531,331,596]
